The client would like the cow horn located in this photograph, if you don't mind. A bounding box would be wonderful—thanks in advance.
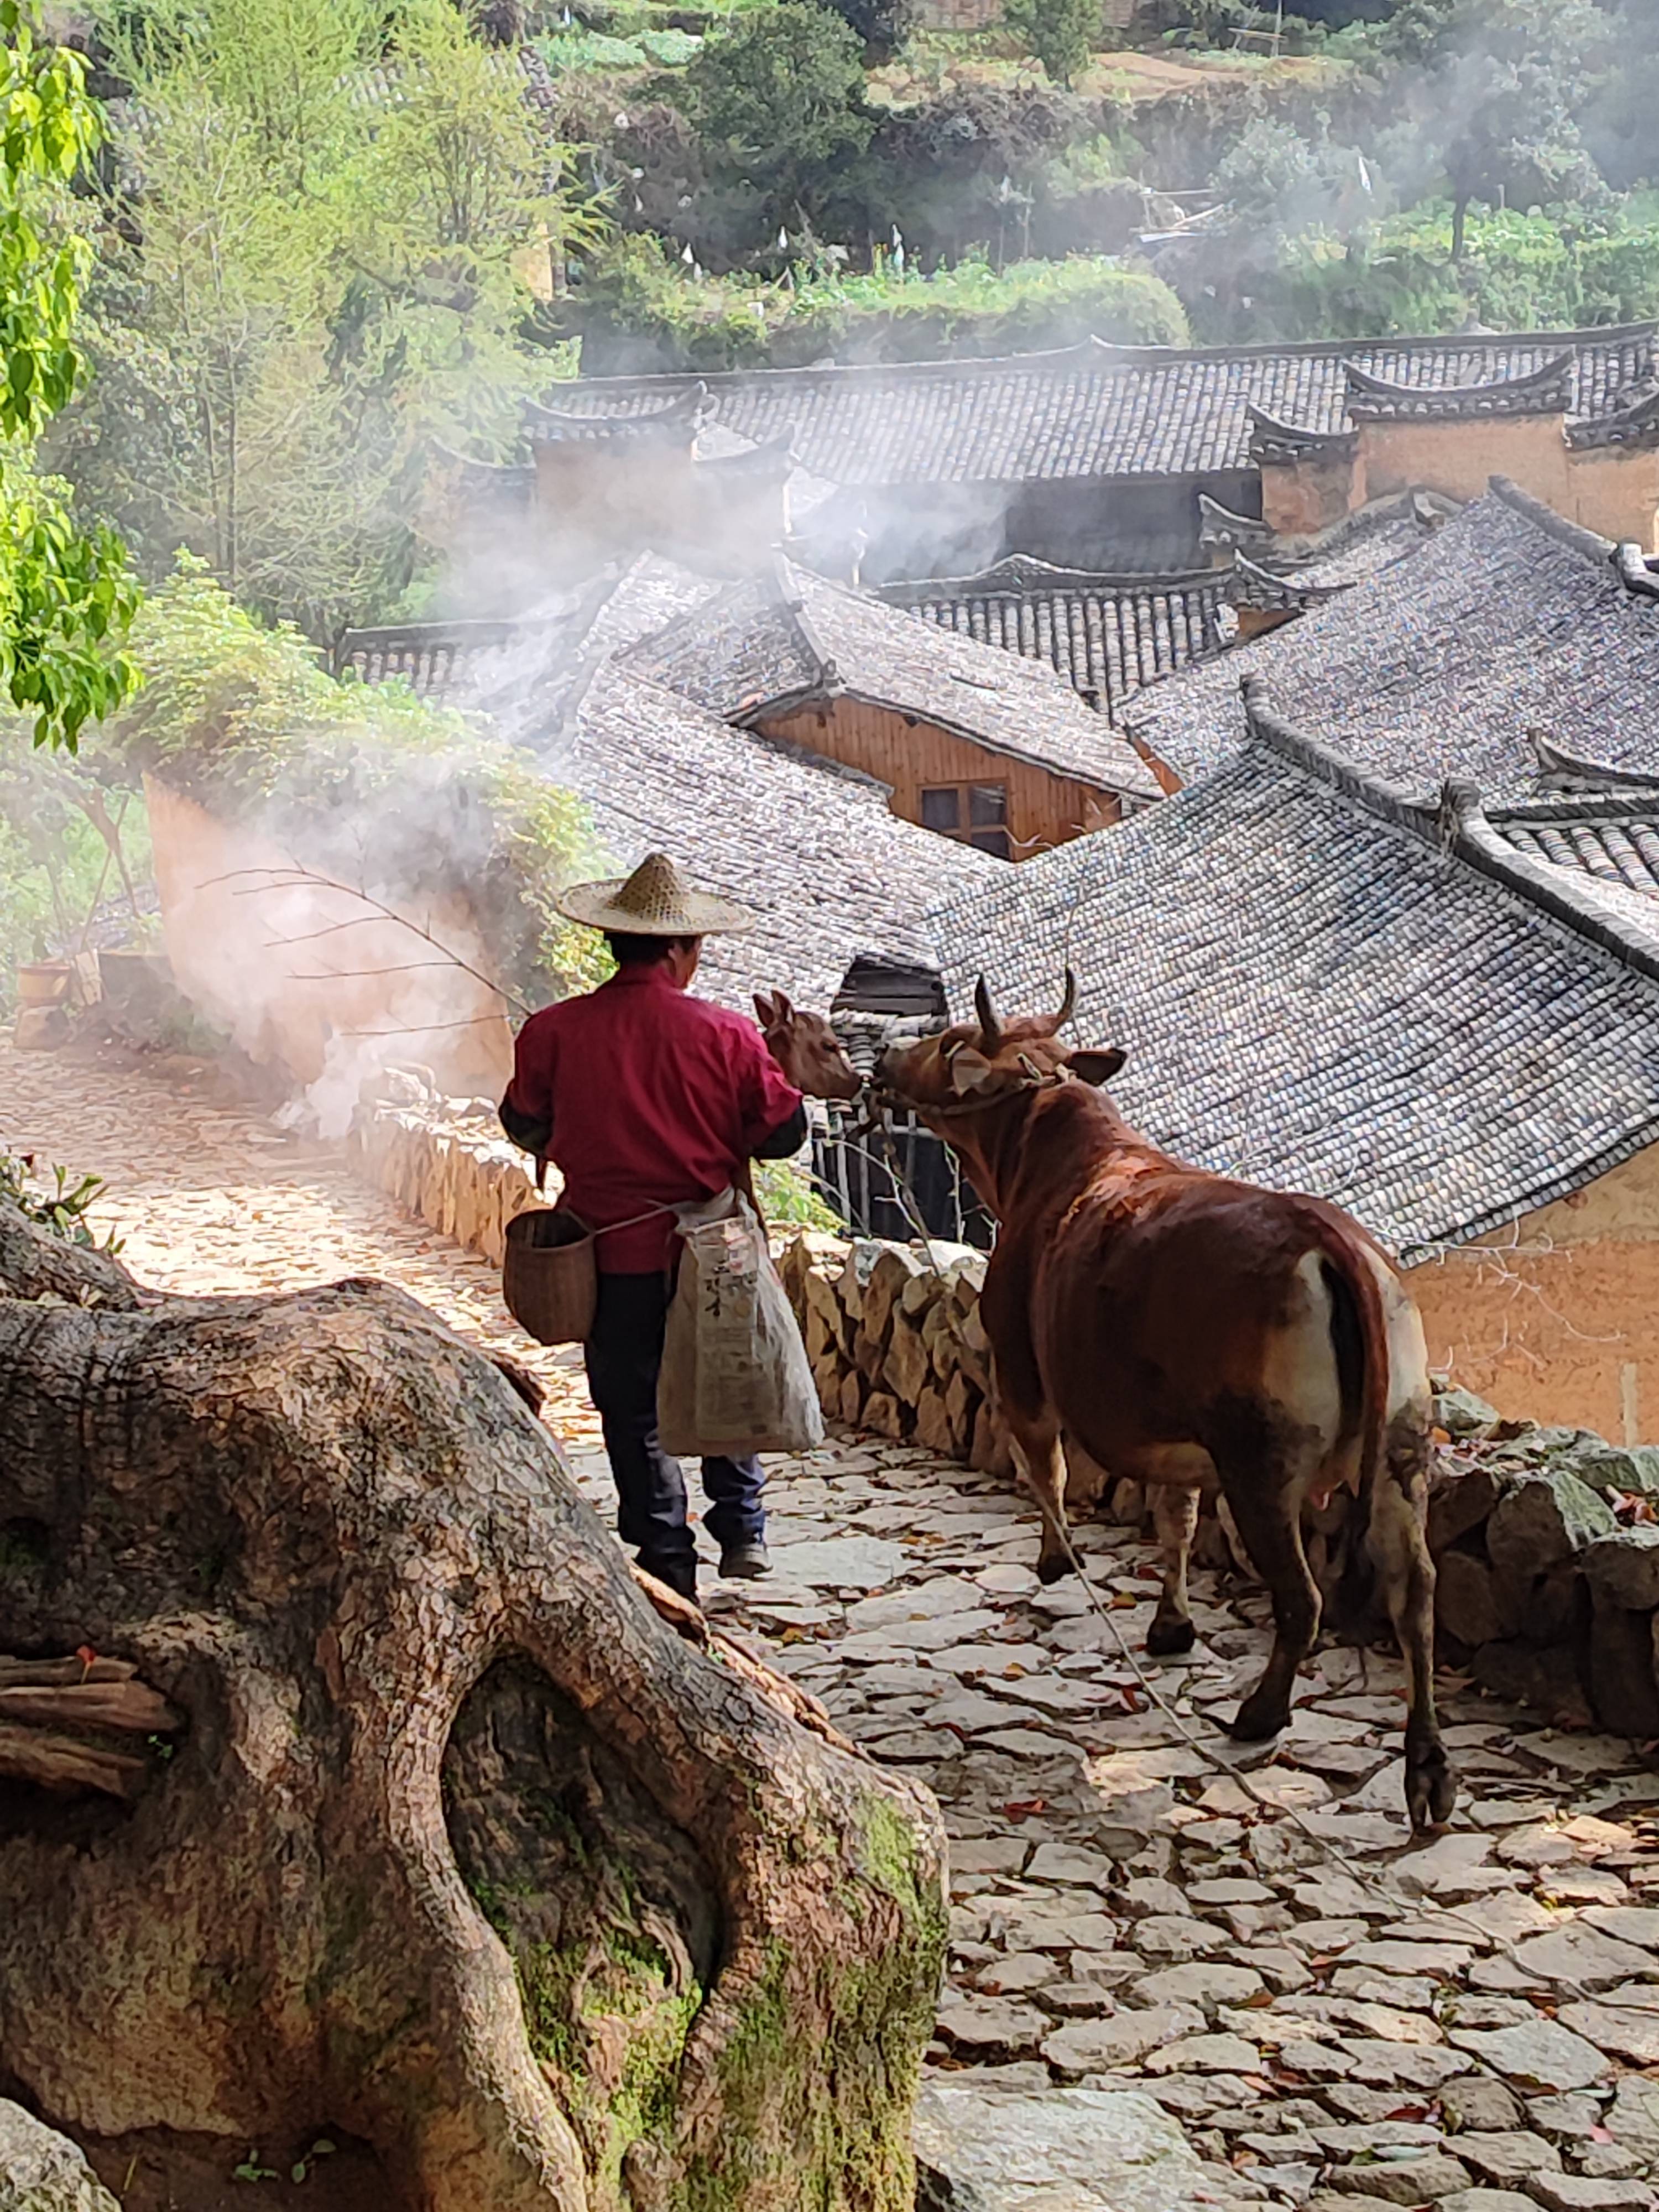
[1050,968,1077,1035]
[973,975,1002,1051]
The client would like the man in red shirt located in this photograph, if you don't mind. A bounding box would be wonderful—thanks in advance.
[499,853,806,1601]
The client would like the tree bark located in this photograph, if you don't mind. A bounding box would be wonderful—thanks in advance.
[0,1202,946,2212]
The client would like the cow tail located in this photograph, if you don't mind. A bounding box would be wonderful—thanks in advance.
[1307,1209,1390,1506]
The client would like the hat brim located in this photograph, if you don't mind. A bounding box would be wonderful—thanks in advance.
[554,877,757,936]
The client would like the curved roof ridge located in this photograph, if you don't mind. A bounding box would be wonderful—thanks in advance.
[525,383,708,436]
[879,552,1228,597]
[1246,401,1355,447]
[1345,351,1576,404]
[1485,474,1621,568]
[1568,383,1659,452]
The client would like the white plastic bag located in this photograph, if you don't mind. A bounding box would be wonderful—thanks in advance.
[658,1189,825,1458]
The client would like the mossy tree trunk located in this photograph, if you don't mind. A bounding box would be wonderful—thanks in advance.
[0,1205,946,2212]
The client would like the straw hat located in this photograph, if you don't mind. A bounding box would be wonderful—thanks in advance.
[555,852,756,936]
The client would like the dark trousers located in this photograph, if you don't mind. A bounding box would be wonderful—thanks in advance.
[583,1270,766,1599]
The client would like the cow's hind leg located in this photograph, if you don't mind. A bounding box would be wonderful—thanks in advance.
[1006,1408,1073,1584]
[1216,1462,1321,1742]
[1369,1412,1457,1832]
[1147,1485,1200,1656]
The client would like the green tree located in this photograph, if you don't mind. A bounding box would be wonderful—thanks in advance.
[1003,0,1097,90]
[679,4,873,233]
[1379,0,1611,260]
[62,0,597,639]
[0,0,138,749]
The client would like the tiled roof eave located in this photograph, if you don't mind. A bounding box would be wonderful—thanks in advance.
[1397,1111,1659,1261]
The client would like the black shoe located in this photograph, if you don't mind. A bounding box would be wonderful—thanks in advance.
[720,1541,771,1580]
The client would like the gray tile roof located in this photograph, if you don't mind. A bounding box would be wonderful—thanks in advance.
[621,556,1164,799]
[876,555,1228,719]
[541,325,1658,486]
[1490,795,1659,901]
[1123,480,1659,800]
[542,660,997,1013]
[924,701,1659,1256]
[335,555,721,717]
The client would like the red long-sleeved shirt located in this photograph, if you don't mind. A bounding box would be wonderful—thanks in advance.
[503,966,802,1272]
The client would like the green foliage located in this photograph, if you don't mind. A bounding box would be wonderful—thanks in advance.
[90,557,608,1005]
[753,1156,839,1230]
[1003,0,1097,89]
[1179,202,1659,343]
[1374,0,1613,256]
[70,0,602,639]
[0,1151,120,1250]
[0,718,153,1003]
[573,238,1187,369]
[0,0,139,749]
[677,2,874,227]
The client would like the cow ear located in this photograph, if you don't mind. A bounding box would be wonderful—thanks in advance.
[948,1046,999,1095]
[1068,1046,1126,1087]
[753,992,778,1027]
[775,990,795,1022]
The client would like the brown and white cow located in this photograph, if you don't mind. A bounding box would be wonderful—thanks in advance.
[878,974,1455,1833]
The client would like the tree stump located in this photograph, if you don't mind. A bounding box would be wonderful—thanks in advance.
[0,1203,946,2211]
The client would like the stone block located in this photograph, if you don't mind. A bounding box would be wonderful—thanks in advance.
[1493,1561,1588,1648]
[1561,1443,1659,1498]
[862,1244,927,1343]
[838,1367,866,1428]
[899,1269,942,1321]
[1437,1388,1503,1437]
[838,1239,884,1324]
[1471,1642,1592,1731]
[914,2081,1208,2212]
[971,1401,1015,1480]
[862,1390,907,1439]
[1582,1527,1659,1611]
[884,1311,933,1405]
[957,1303,993,1391]
[945,1369,980,1458]
[915,1385,956,1456]
[1486,1472,1616,1578]
[1588,1592,1659,1738]
[0,2099,122,2209]
[1433,1469,1504,1557]
[1436,1550,1506,1649]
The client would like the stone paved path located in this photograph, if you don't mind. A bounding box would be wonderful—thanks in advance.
[8,1041,1659,2212]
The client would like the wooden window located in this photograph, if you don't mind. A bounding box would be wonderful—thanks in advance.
[919,782,1012,859]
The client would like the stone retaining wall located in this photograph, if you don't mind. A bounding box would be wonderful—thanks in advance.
[348,1080,542,1269]
[344,1096,1659,1744]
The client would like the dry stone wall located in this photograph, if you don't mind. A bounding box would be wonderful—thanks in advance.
[343,1099,1659,1746]
[348,1078,542,1269]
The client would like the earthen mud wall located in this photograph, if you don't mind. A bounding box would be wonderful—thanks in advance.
[1408,1146,1659,1446]
[145,781,513,1117]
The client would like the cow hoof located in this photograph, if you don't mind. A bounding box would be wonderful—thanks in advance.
[1036,1552,1074,1585]
[1228,1691,1290,1743]
[1406,1749,1458,1834]
[1145,1615,1196,1657]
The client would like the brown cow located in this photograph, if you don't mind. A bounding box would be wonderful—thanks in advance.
[878,974,1455,1834]
[755,990,863,1102]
